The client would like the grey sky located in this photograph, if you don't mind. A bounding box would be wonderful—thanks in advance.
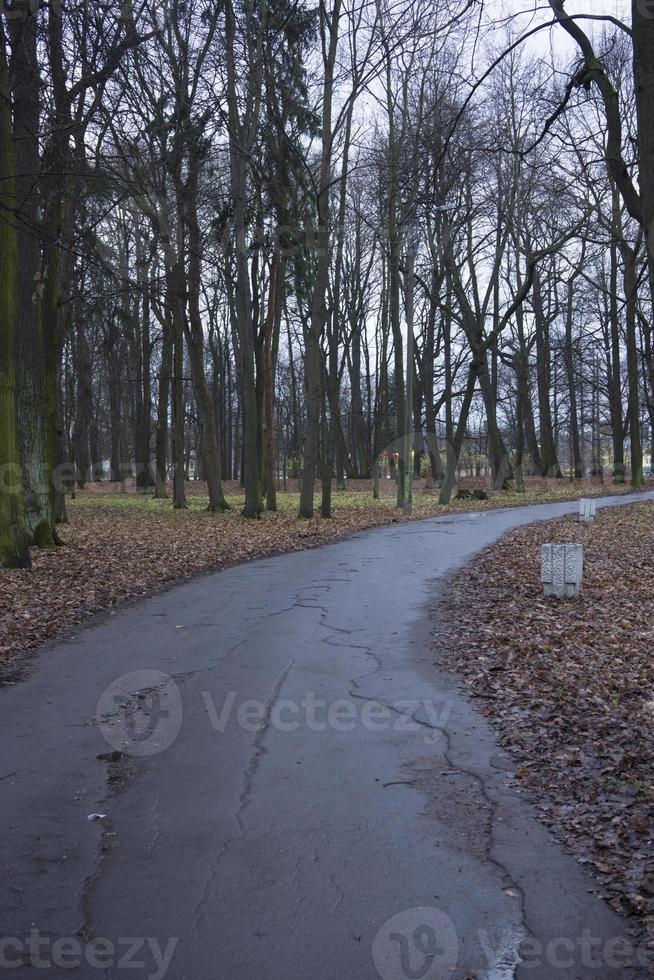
[485,0,631,57]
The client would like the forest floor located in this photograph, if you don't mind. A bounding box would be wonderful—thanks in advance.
[0,475,649,665]
[436,499,654,936]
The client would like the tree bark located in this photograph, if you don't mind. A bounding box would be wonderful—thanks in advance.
[180,161,227,512]
[0,20,29,567]
[154,314,172,498]
[8,2,56,547]
[299,0,342,518]
[264,254,280,511]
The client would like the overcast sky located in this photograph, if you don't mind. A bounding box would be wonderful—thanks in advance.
[486,0,631,48]
[490,0,629,21]
[464,0,629,77]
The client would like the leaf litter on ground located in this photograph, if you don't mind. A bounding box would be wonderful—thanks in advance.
[435,500,654,945]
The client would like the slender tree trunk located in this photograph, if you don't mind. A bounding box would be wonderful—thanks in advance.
[608,194,625,481]
[72,319,91,488]
[171,271,187,509]
[621,241,643,485]
[564,281,583,479]
[134,228,153,490]
[154,315,172,498]
[181,164,227,512]
[264,254,279,511]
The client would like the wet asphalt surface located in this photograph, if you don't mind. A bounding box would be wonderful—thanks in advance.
[2,491,653,980]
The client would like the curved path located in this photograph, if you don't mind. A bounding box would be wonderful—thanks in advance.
[2,492,653,980]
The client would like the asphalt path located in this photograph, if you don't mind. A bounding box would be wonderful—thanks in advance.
[2,491,653,980]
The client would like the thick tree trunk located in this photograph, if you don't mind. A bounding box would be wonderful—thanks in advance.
[42,1,76,523]
[477,348,512,489]
[0,23,29,568]
[225,0,263,517]
[633,3,654,317]
[440,367,476,505]
[9,4,55,547]
[299,0,341,518]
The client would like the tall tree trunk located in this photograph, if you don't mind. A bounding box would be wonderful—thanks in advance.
[135,227,153,490]
[608,193,625,481]
[621,241,643,485]
[225,0,263,517]
[477,347,511,488]
[264,254,280,511]
[633,3,654,318]
[0,21,29,568]
[181,162,227,512]
[154,315,172,498]
[72,319,91,488]
[172,278,187,509]
[299,0,341,518]
[41,0,80,527]
[9,3,56,547]
[533,270,562,477]
[564,280,583,479]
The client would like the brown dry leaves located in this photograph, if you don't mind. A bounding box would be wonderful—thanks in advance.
[438,501,654,932]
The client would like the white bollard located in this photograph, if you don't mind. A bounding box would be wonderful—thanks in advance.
[578,498,597,523]
[541,543,584,598]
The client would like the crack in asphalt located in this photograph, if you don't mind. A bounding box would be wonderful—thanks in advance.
[329,874,345,912]
[193,656,296,936]
[319,595,531,977]
[338,616,532,979]
[234,657,296,832]
[348,682,532,976]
